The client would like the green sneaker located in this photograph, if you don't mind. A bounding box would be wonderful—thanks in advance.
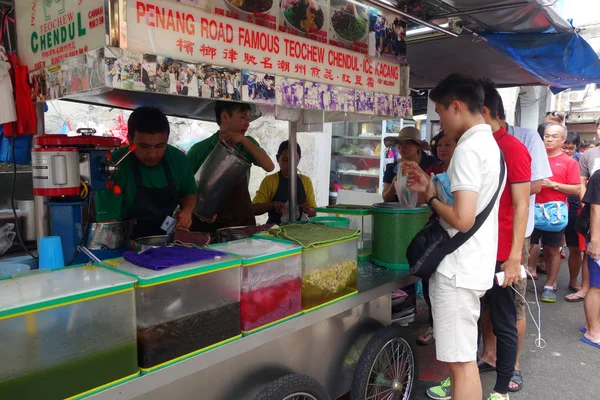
[541,288,556,303]
[487,393,509,400]
[426,377,451,400]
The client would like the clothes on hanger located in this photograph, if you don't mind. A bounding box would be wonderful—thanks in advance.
[1,9,36,136]
[0,45,16,125]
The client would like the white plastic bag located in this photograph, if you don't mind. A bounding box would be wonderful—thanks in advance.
[280,202,309,223]
[394,164,418,208]
[0,223,16,256]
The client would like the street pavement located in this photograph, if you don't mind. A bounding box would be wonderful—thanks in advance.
[412,258,598,400]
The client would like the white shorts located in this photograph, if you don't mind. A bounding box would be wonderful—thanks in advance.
[430,272,486,363]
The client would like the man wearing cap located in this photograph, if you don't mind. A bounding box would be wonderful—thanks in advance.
[383,126,437,202]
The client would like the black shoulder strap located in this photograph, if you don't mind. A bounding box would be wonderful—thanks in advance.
[439,153,506,254]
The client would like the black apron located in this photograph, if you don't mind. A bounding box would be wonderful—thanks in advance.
[192,174,256,234]
[267,173,307,224]
[130,157,180,239]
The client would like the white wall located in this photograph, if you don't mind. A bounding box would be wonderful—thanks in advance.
[498,87,520,125]
[518,86,547,132]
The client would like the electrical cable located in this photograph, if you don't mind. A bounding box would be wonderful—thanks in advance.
[511,268,546,349]
[2,9,37,260]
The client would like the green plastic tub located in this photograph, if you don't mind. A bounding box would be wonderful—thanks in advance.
[371,203,429,270]
[309,216,350,228]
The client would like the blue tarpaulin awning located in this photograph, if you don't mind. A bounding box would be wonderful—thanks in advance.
[483,31,600,93]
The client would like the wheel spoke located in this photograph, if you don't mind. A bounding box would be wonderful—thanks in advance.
[394,342,403,380]
[396,347,408,379]
[380,345,396,379]
[366,387,393,400]
[365,338,416,400]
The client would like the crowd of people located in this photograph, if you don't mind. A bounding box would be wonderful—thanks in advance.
[372,14,407,60]
[382,74,600,400]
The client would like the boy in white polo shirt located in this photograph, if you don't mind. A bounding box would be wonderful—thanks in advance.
[408,74,504,400]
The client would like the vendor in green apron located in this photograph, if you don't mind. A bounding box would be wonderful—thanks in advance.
[187,101,274,232]
[253,140,317,224]
[95,106,197,238]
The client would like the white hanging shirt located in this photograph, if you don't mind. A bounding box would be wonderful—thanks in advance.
[0,46,17,125]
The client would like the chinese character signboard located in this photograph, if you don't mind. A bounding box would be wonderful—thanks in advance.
[127,0,401,95]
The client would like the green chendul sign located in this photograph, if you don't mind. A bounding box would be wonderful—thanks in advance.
[31,12,87,54]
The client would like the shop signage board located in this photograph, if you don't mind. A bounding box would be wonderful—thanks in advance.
[127,0,402,95]
[15,0,108,70]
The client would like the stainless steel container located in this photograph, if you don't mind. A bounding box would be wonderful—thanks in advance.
[85,219,137,250]
[16,200,36,242]
[215,224,274,243]
[194,140,250,221]
[132,235,171,253]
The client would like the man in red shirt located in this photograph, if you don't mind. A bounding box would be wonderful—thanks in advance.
[480,81,531,399]
[530,123,581,303]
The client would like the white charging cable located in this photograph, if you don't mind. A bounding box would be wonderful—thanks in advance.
[511,268,546,349]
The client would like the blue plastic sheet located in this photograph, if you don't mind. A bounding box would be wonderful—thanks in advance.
[483,32,600,93]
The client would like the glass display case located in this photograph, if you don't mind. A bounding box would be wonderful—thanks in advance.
[328,118,417,202]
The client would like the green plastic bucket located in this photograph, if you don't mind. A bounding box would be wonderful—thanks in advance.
[371,203,429,270]
[309,216,350,228]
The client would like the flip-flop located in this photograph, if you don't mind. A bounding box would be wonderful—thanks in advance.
[565,293,585,303]
[580,326,587,333]
[508,369,524,393]
[569,285,582,293]
[581,336,600,349]
[417,327,435,346]
[477,360,496,373]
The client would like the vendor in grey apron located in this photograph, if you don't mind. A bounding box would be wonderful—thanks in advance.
[187,102,276,233]
[93,107,198,239]
[131,157,180,238]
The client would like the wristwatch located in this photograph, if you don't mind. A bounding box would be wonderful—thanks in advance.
[427,196,440,207]
[553,183,559,191]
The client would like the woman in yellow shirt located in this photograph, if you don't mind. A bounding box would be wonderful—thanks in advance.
[253,141,317,224]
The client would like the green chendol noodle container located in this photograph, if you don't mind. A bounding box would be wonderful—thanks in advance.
[371,203,429,270]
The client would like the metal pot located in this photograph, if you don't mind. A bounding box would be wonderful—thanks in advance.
[215,224,274,243]
[132,235,171,253]
[216,227,249,243]
[16,200,36,242]
[194,140,250,221]
[86,219,137,250]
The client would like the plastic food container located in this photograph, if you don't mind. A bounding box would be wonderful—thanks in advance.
[100,251,242,373]
[0,263,30,280]
[259,233,359,312]
[0,267,138,400]
[211,238,302,334]
[315,205,373,261]
[372,203,429,269]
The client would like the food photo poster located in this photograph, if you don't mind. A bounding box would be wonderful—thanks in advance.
[329,0,369,54]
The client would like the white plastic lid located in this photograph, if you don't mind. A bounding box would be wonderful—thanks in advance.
[211,238,300,262]
[0,266,136,315]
